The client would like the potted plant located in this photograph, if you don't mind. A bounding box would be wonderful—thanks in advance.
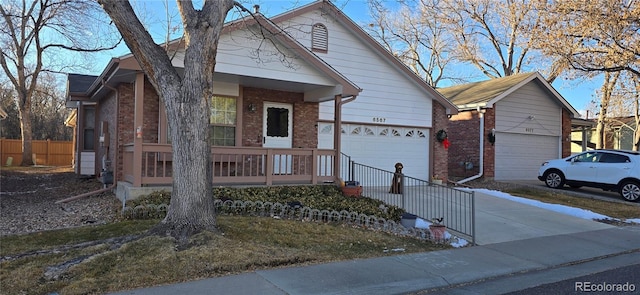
[429,217,447,243]
[431,175,443,185]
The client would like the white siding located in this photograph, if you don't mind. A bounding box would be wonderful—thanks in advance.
[494,81,563,180]
[281,11,433,128]
[170,29,337,88]
[495,82,562,137]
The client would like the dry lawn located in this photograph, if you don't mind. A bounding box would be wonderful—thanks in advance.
[0,217,448,295]
[504,187,640,221]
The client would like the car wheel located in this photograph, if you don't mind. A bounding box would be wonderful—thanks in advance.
[543,170,564,189]
[619,180,640,202]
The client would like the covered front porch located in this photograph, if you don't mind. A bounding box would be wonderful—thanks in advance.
[116,143,337,201]
[123,143,336,186]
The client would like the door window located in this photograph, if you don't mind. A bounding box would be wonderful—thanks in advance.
[266,107,289,137]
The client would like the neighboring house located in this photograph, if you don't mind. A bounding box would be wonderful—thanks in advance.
[65,0,457,200]
[0,105,7,120]
[570,117,597,153]
[607,116,640,151]
[439,72,580,181]
[571,116,640,153]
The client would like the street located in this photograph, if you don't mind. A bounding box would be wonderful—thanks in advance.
[507,263,639,295]
[416,251,640,295]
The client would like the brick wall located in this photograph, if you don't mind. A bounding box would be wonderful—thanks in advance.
[431,102,449,181]
[562,109,571,157]
[483,108,496,179]
[447,108,496,180]
[241,87,318,148]
[143,79,160,143]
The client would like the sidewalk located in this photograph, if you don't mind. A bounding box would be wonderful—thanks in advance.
[111,225,640,295]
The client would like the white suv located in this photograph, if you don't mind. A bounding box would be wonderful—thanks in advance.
[538,149,640,202]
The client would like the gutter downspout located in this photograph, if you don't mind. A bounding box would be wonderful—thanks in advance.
[56,81,119,204]
[334,95,357,183]
[457,108,485,184]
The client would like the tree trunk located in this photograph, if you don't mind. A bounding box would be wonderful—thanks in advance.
[18,92,34,166]
[595,72,619,149]
[98,0,235,243]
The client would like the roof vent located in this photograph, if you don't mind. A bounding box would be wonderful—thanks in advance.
[253,5,260,14]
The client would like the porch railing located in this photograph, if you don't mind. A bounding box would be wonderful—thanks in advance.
[122,144,336,186]
[344,159,476,244]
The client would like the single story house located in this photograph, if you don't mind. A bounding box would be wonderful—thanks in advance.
[65,0,457,200]
[571,116,640,153]
[438,72,580,181]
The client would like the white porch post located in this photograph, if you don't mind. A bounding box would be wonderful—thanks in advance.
[581,126,587,152]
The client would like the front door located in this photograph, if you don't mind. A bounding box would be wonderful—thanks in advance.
[263,102,293,174]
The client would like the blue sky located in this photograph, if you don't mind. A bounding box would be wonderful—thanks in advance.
[86,0,600,115]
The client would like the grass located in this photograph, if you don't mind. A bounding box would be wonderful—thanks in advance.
[2,166,637,294]
[0,216,449,295]
[503,187,640,220]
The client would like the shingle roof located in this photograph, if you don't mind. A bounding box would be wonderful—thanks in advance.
[67,74,98,94]
[437,73,536,106]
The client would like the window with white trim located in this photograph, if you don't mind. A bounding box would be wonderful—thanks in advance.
[210,96,236,146]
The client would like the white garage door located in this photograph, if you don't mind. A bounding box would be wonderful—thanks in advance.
[495,132,560,180]
[318,123,430,181]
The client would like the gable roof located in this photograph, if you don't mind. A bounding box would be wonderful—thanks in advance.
[438,72,579,117]
[268,0,458,114]
[67,74,99,94]
[68,3,363,104]
[222,10,361,99]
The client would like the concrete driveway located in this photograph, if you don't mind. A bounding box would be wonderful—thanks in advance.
[473,190,614,245]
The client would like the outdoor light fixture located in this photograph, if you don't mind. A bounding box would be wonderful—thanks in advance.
[248,103,257,112]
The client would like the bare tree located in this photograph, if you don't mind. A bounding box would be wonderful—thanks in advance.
[30,73,72,140]
[97,0,252,242]
[535,0,640,78]
[438,0,565,81]
[0,82,20,139]
[535,0,639,148]
[0,0,119,166]
[604,72,640,151]
[631,77,640,150]
[594,72,620,149]
[367,0,567,84]
[366,0,456,87]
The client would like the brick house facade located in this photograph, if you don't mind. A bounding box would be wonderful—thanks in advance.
[439,73,580,181]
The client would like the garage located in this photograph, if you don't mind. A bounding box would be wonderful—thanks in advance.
[494,132,560,180]
[318,123,430,181]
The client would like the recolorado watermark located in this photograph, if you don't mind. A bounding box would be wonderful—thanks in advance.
[575,281,636,292]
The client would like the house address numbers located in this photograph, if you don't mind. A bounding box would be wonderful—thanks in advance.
[373,117,386,123]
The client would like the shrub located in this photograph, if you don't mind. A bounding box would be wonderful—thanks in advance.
[126,185,405,221]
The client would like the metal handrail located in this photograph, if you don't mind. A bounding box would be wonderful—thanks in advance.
[349,161,475,244]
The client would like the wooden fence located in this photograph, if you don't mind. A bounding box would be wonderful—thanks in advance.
[0,139,73,166]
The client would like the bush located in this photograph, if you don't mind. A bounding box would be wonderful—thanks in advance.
[126,185,405,221]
